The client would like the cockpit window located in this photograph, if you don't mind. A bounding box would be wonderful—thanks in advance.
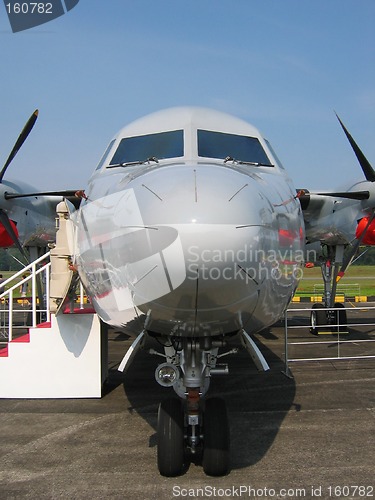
[109,130,184,166]
[264,139,285,169]
[96,139,115,170]
[197,129,272,165]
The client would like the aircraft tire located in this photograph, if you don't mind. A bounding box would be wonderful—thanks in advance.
[202,397,230,476]
[310,303,326,335]
[333,302,348,333]
[157,398,185,477]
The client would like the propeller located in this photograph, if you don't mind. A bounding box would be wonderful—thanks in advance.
[0,110,41,260]
[0,110,38,182]
[4,190,79,200]
[0,109,83,261]
[335,112,375,182]
[334,113,375,281]
[299,115,375,203]
[4,190,84,210]
[314,190,370,200]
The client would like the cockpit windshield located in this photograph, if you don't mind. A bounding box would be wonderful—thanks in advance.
[109,130,184,166]
[197,129,272,166]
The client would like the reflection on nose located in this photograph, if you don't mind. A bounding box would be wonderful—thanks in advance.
[121,165,275,318]
[78,163,302,334]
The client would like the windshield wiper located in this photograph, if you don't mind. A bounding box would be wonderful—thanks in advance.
[224,156,274,167]
[108,157,159,168]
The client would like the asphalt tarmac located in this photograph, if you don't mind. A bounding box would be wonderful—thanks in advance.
[0,304,374,500]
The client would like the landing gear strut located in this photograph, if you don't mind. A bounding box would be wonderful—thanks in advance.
[153,336,232,476]
[310,244,348,334]
[124,329,268,476]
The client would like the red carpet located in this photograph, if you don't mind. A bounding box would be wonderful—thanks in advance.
[11,333,30,343]
[0,346,8,357]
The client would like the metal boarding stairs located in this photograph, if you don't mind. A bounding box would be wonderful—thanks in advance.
[0,200,107,398]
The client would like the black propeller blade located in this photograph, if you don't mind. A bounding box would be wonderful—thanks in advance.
[0,109,83,255]
[332,114,375,281]
[299,116,375,206]
[0,110,39,182]
[4,190,79,200]
[4,189,85,209]
[335,112,375,182]
[0,110,40,257]
[315,191,370,200]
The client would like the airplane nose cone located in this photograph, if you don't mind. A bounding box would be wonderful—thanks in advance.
[79,163,303,334]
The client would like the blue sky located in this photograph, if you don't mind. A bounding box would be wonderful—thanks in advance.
[0,0,374,191]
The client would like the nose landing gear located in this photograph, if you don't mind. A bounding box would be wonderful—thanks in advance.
[154,336,232,477]
[156,395,230,477]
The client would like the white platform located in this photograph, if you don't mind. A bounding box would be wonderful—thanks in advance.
[0,312,105,399]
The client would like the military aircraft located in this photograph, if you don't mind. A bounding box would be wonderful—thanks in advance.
[71,106,375,476]
[2,106,375,477]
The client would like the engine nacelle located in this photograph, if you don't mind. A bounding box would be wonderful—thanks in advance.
[0,220,19,248]
[356,216,375,245]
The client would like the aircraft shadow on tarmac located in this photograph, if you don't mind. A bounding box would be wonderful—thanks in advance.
[113,319,296,474]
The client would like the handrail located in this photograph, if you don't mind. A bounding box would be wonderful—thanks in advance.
[0,251,51,342]
[0,251,51,294]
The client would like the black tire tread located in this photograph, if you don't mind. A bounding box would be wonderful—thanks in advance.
[157,398,184,477]
[202,397,230,476]
[310,303,327,335]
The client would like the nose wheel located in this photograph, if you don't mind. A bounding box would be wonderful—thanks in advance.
[202,397,230,476]
[157,398,185,477]
[157,397,230,477]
